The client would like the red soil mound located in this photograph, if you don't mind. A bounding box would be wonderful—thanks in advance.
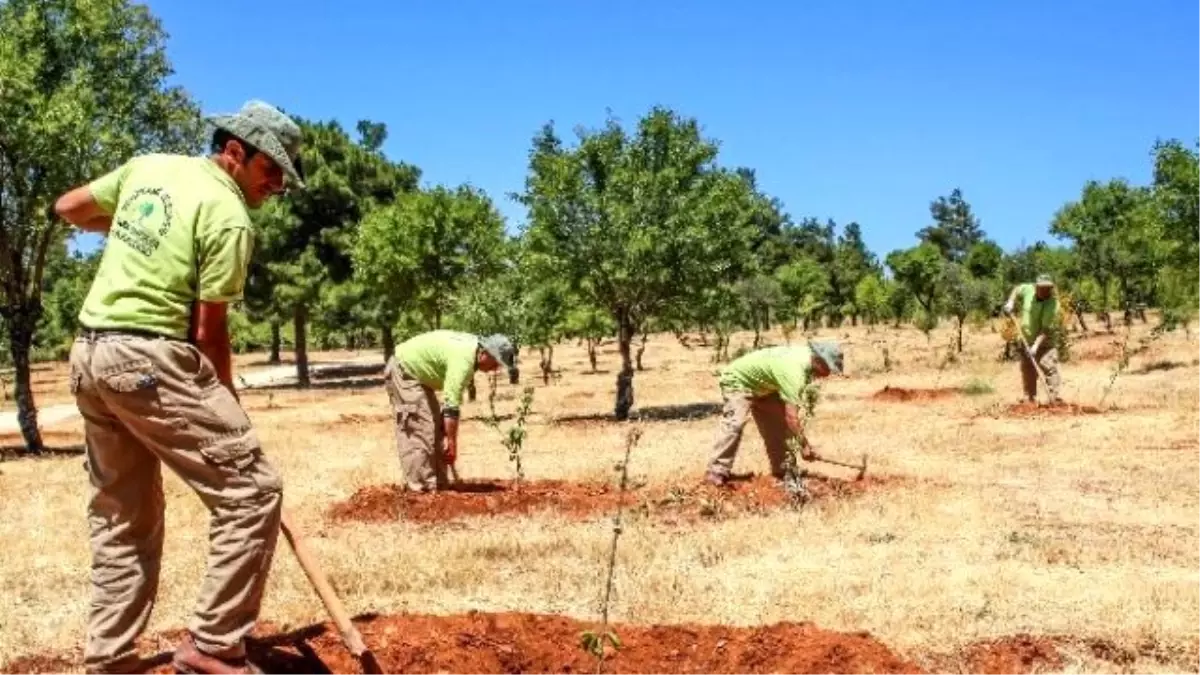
[0,611,924,674]
[328,474,887,526]
[962,634,1064,673]
[872,386,963,402]
[1005,401,1105,417]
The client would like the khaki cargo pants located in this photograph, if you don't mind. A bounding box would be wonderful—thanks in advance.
[69,331,283,672]
[383,357,448,491]
[706,390,792,479]
[1020,341,1062,402]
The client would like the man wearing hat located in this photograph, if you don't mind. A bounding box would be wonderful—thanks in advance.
[384,330,519,491]
[52,100,304,674]
[704,340,842,486]
[1003,274,1064,403]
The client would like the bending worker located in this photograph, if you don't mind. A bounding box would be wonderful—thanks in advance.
[1003,273,1064,404]
[53,100,303,674]
[705,340,843,486]
[384,330,518,491]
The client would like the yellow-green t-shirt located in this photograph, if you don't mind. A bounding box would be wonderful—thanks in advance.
[1015,283,1060,342]
[77,154,254,340]
[395,330,480,411]
[718,345,814,406]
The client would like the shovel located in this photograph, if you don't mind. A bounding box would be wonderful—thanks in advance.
[279,510,382,674]
[1006,312,1051,404]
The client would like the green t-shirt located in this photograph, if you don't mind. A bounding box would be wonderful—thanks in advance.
[77,153,255,340]
[1015,283,1060,342]
[718,345,814,406]
[395,330,479,411]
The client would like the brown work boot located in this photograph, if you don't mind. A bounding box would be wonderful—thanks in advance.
[85,655,147,674]
[171,634,263,674]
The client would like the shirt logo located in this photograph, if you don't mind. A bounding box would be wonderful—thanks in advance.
[112,187,175,257]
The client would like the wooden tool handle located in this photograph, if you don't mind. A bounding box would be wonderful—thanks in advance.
[279,510,369,656]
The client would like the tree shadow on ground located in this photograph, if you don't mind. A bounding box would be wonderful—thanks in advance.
[1134,358,1199,374]
[0,443,86,461]
[135,619,349,674]
[246,363,386,392]
[552,401,722,425]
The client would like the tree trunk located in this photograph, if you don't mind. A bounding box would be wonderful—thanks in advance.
[613,313,636,421]
[6,308,43,454]
[956,316,965,353]
[268,322,281,364]
[539,345,553,384]
[752,325,761,349]
[294,304,310,388]
[635,332,647,371]
[381,323,396,361]
[587,339,598,372]
[851,314,858,327]
[467,378,476,402]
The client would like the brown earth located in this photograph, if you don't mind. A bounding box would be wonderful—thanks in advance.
[328,474,889,526]
[871,386,964,402]
[959,634,1063,673]
[0,610,1092,675]
[1004,401,1107,417]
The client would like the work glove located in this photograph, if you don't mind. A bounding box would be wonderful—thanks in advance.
[1002,300,1014,316]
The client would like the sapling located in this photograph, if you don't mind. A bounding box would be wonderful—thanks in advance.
[484,373,536,489]
[1099,322,1168,406]
[581,426,642,673]
[780,383,821,508]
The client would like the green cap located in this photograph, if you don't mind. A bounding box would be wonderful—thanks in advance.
[808,339,843,375]
[207,99,305,188]
[480,334,519,383]
[1036,273,1054,287]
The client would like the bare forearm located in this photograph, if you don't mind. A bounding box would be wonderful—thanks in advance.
[77,215,112,234]
[196,336,235,394]
[443,416,459,446]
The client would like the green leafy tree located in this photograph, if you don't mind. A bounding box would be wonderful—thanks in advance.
[1051,179,1163,330]
[251,119,418,381]
[516,108,764,420]
[917,188,984,263]
[774,256,831,331]
[886,242,944,335]
[0,0,202,452]
[354,183,508,354]
[853,274,890,329]
[939,262,992,353]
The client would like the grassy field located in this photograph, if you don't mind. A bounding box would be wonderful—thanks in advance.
[0,318,1197,673]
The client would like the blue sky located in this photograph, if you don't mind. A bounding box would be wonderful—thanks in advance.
[130,0,1196,260]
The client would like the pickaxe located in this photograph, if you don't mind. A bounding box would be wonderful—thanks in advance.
[807,451,868,481]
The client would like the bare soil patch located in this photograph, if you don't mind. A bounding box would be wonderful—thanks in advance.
[0,611,924,674]
[871,386,964,402]
[959,634,1063,673]
[1004,401,1107,417]
[328,474,889,526]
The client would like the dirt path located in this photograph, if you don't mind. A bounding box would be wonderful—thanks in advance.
[0,355,381,435]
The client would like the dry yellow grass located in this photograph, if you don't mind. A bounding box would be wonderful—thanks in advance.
[0,319,1197,673]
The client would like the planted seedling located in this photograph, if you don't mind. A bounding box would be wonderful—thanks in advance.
[583,426,642,673]
[485,373,536,490]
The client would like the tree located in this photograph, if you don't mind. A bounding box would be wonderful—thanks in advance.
[1051,179,1162,330]
[735,275,783,348]
[832,222,878,325]
[774,256,831,331]
[250,119,418,382]
[0,0,202,453]
[939,262,992,353]
[965,240,1004,279]
[853,274,889,329]
[886,243,944,333]
[354,184,508,349]
[918,188,984,263]
[517,108,764,420]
